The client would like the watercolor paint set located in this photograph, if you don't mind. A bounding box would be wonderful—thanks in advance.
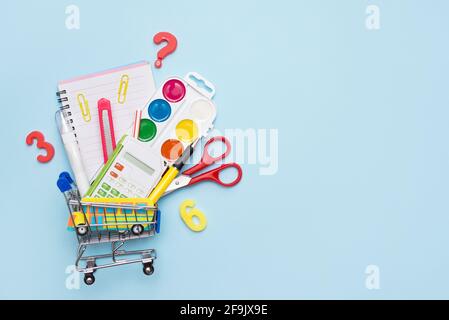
[133,72,217,162]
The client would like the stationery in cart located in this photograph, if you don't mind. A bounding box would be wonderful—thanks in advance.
[56,61,156,184]
[52,28,248,285]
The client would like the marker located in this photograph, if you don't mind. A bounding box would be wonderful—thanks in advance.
[57,176,76,202]
[59,171,79,198]
[56,110,91,196]
[148,144,194,205]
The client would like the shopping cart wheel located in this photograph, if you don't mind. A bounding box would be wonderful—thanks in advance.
[84,273,95,285]
[76,225,89,236]
[131,224,144,235]
[143,262,154,276]
[87,261,97,274]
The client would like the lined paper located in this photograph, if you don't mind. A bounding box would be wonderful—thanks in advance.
[58,61,156,182]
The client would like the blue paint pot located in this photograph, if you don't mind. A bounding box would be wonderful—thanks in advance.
[148,99,172,122]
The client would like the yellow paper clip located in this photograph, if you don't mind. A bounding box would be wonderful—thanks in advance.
[77,93,91,122]
[118,74,129,104]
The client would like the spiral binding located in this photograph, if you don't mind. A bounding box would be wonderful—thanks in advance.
[56,90,76,133]
[57,90,70,108]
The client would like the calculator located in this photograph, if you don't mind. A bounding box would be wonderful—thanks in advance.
[87,136,166,198]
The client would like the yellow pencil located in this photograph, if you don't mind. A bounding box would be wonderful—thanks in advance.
[148,144,194,205]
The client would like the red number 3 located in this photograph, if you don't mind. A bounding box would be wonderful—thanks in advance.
[26,131,55,163]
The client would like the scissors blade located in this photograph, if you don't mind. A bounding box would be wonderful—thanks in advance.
[163,175,192,196]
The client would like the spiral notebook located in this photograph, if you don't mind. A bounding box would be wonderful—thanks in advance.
[57,61,156,182]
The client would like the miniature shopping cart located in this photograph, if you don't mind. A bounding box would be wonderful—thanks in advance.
[59,175,160,285]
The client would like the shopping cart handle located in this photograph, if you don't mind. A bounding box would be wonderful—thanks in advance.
[59,171,74,184]
[57,177,72,193]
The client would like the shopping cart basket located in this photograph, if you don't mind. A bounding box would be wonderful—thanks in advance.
[59,176,160,285]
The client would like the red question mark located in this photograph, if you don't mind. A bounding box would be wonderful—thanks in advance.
[153,32,178,69]
[26,131,55,163]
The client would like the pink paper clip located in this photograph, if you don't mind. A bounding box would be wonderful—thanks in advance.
[98,98,117,163]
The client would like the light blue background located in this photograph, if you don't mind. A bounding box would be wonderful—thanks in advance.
[1,0,449,299]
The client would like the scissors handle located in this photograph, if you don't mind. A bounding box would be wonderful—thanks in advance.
[189,163,243,187]
[183,136,231,176]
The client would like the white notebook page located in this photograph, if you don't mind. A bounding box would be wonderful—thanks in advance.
[58,61,155,182]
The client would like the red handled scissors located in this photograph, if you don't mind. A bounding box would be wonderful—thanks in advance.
[163,136,243,196]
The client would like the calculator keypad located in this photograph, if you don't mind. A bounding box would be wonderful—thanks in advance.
[93,161,147,199]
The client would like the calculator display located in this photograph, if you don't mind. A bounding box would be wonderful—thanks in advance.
[124,152,155,176]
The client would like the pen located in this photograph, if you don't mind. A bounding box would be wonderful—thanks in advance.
[56,110,91,196]
[148,144,195,205]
